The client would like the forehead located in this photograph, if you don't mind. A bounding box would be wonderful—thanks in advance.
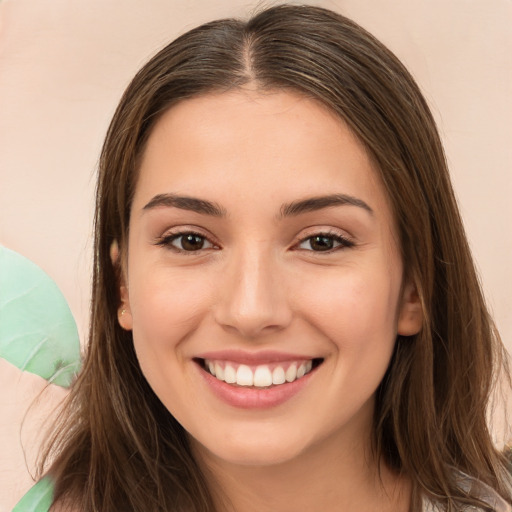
[133,89,392,225]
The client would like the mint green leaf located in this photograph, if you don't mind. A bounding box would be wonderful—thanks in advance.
[0,246,81,387]
[12,476,54,512]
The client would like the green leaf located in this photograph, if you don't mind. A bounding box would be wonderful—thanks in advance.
[12,476,54,512]
[0,246,81,387]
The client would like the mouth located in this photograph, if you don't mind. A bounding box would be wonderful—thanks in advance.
[195,357,324,389]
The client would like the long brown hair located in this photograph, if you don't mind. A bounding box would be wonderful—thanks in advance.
[41,5,511,510]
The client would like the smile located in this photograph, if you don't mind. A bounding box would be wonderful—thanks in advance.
[194,352,324,409]
[203,359,317,388]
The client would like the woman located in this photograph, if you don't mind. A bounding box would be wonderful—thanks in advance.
[36,4,511,511]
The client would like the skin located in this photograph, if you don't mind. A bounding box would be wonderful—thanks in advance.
[117,89,422,511]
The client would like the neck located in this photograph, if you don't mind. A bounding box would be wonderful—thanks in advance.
[193,425,411,512]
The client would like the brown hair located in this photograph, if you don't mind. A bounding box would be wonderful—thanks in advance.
[41,4,511,511]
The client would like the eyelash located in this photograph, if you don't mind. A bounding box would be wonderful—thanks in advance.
[155,230,355,254]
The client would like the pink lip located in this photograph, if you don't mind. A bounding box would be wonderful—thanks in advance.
[195,349,315,365]
[195,359,319,409]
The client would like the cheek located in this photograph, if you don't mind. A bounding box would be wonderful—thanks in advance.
[296,268,401,349]
[295,268,401,416]
[128,269,211,362]
[127,268,216,416]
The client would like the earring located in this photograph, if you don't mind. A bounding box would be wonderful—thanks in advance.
[121,309,126,316]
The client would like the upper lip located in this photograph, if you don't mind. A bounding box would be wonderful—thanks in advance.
[195,349,320,365]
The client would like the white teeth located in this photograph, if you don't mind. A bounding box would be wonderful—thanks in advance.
[214,362,224,381]
[224,364,236,384]
[285,363,297,382]
[253,366,273,387]
[204,359,317,387]
[236,365,253,386]
[272,366,286,385]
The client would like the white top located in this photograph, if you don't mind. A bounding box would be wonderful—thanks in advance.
[422,471,512,511]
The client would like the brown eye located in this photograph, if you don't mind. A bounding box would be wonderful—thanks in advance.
[297,233,354,252]
[181,234,205,251]
[165,233,214,252]
[308,235,334,251]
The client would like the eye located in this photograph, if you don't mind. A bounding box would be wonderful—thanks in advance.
[297,233,354,252]
[158,232,215,252]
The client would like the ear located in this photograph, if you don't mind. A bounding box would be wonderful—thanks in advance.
[397,281,423,336]
[110,240,133,331]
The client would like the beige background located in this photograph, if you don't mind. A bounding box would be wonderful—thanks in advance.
[0,0,511,509]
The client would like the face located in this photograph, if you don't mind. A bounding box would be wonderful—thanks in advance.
[118,89,422,468]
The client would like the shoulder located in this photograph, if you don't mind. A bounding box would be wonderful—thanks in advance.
[456,471,512,512]
[422,471,512,512]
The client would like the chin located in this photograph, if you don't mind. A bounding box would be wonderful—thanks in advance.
[193,432,309,468]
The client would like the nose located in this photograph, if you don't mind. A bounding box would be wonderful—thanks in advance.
[213,246,293,339]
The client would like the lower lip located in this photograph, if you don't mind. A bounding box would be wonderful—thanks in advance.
[197,363,317,409]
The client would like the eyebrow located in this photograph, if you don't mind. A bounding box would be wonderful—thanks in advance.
[142,192,373,218]
[279,194,373,217]
[142,193,227,217]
